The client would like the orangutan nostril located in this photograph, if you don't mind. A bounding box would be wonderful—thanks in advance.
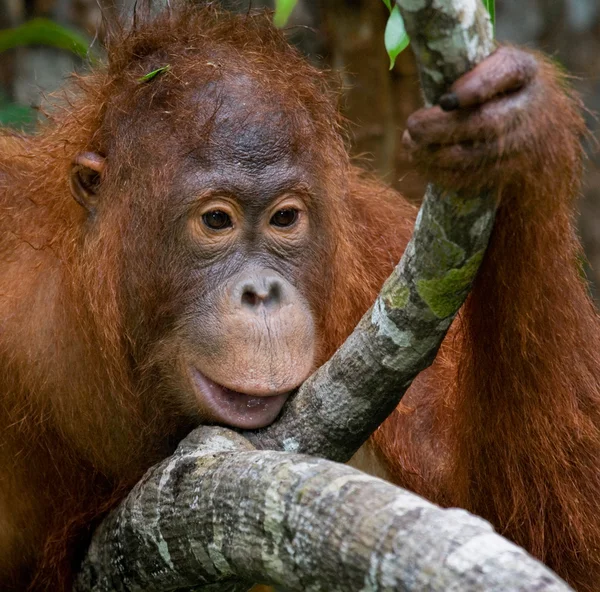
[239,277,283,310]
[241,289,259,308]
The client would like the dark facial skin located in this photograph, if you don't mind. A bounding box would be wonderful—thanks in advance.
[71,69,330,430]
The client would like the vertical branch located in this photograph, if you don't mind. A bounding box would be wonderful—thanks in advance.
[396,0,494,105]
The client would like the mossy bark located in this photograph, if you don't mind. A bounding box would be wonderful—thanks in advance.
[75,427,572,592]
[245,0,497,461]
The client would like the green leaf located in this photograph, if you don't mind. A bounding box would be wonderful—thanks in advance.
[138,65,170,83]
[482,0,495,26]
[0,18,91,59]
[384,5,410,70]
[381,0,392,12]
[274,0,298,28]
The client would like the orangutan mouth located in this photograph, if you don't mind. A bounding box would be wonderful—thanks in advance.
[191,368,291,429]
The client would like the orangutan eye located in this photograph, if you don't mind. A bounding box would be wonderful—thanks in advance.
[270,208,298,228]
[202,210,232,230]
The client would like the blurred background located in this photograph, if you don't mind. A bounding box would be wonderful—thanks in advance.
[1,0,599,295]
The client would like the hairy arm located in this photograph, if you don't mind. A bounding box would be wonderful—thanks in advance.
[371,47,600,592]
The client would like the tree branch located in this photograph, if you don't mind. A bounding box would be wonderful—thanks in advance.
[76,427,572,592]
[245,0,497,461]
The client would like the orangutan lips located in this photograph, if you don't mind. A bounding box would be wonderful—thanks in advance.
[191,368,291,429]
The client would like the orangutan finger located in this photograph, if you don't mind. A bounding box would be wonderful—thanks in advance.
[439,46,538,112]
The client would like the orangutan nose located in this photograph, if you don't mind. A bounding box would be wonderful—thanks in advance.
[235,271,288,312]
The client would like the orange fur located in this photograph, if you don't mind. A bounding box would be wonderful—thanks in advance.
[0,7,352,589]
[0,6,598,591]
[371,57,600,591]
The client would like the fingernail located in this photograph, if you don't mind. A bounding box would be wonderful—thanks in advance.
[439,93,460,111]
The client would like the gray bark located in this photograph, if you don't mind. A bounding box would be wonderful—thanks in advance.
[74,2,548,590]
[397,0,494,106]
[75,427,572,592]
[244,0,497,461]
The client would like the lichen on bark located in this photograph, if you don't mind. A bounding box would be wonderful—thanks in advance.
[398,0,495,105]
[245,0,498,463]
[75,427,573,592]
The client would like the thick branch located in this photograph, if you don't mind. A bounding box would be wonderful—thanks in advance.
[245,0,497,461]
[76,427,572,592]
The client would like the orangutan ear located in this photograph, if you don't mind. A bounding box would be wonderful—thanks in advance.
[69,152,105,213]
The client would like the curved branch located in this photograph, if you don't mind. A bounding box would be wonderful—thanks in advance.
[75,427,572,592]
[246,0,497,461]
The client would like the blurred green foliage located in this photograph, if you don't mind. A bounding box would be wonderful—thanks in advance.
[0,17,92,129]
[274,0,298,28]
[483,0,496,26]
[0,93,36,130]
[0,17,90,58]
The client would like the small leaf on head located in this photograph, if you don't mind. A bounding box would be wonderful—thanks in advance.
[138,65,170,83]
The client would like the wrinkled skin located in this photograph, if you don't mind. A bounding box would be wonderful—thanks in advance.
[72,69,331,430]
